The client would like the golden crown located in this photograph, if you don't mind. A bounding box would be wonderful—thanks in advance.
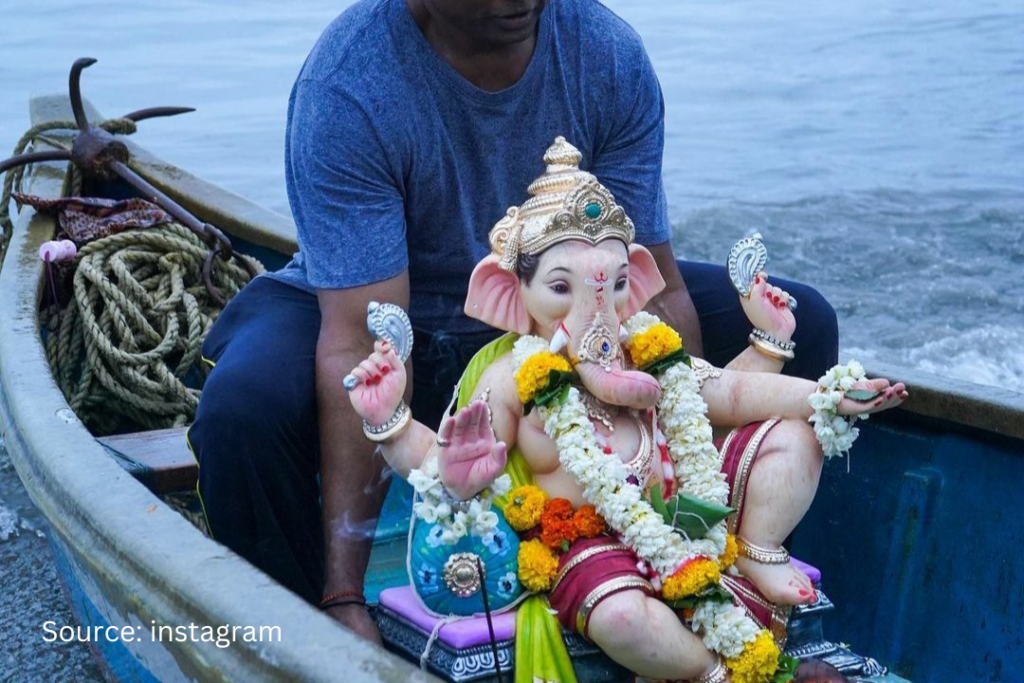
[489,136,635,271]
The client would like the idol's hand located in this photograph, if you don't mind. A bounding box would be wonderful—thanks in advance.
[436,400,508,500]
[345,340,406,426]
[837,378,909,415]
[739,271,796,341]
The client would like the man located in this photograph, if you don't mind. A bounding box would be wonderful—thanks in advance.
[189,0,838,643]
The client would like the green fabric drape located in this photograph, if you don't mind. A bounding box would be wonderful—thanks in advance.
[454,333,578,683]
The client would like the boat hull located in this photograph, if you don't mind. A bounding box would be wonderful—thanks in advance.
[0,96,424,683]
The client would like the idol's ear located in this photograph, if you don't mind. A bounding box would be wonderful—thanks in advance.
[465,254,532,334]
[622,244,667,320]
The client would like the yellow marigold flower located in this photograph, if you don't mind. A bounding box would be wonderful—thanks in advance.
[661,556,721,601]
[719,534,739,570]
[504,485,548,531]
[725,630,780,683]
[515,351,572,404]
[627,323,682,368]
[517,539,559,593]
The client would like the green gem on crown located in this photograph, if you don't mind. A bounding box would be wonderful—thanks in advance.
[584,202,602,219]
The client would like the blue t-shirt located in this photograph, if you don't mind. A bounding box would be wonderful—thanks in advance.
[270,0,671,335]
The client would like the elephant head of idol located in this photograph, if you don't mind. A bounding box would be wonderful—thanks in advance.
[464,137,666,410]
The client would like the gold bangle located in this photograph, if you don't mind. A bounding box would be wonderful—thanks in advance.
[748,334,795,362]
[362,401,411,443]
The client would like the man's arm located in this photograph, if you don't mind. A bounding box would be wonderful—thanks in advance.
[316,272,410,642]
[644,242,704,358]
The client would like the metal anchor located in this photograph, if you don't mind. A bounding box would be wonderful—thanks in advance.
[1,57,258,305]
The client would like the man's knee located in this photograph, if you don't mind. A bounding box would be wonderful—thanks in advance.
[783,281,838,378]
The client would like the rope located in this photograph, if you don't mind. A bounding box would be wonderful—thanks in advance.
[1,118,137,263]
[42,221,264,435]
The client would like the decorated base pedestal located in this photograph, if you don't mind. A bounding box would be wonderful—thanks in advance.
[374,586,629,683]
[375,564,912,683]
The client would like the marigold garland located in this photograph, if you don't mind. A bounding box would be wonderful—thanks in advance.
[517,538,560,592]
[505,485,548,531]
[719,534,739,570]
[724,630,781,683]
[508,322,782,678]
[662,557,721,601]
[626,321,682,368]
[514,350,572,404]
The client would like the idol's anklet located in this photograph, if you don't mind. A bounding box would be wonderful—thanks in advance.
[736,537,791,565]
[808,361,869,457]
[692,658,729,683]
[362,400,411,443]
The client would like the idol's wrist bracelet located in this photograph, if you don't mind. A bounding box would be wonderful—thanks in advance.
[362,400,411,443]
[750,327,795,350]
[748,331,795,362]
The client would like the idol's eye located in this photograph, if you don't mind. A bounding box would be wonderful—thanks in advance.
[549,281,570,295]
[614,276,628,292]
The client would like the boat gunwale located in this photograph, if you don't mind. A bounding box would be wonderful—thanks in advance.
[0,94,430,683]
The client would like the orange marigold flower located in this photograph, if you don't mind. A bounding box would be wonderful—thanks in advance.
[719,534,739,570]
[572,504,606,538]
[540,519,579,550]
[515,351,572,404]
[504,485,548,531]
[661,556,721,602]
[517,539,560,593]
[627,323,683,368]
[724,630,780,683]
[540,498,574,524]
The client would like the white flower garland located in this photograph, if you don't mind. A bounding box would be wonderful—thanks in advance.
[510,319,762,658]
[408,457,512,545]
[807,360,869,458]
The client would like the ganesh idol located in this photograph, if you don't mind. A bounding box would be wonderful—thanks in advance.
[346,138,907,683]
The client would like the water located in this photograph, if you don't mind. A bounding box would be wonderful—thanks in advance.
[1,0,1021,390]
[0,1,1021,680]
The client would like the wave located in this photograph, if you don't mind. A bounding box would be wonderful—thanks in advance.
[846,323,1024,394]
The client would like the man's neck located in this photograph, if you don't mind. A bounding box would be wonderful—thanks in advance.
[406,0,539,92]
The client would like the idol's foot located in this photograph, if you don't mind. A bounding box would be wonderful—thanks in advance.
[733,538,815,606]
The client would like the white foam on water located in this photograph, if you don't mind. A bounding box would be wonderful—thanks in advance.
[847,324,1024,395]
[0,505,19,542]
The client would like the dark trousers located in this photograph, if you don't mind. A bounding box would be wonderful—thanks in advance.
[188,262,838,604]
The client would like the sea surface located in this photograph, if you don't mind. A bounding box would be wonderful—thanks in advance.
[0,1,1021,681]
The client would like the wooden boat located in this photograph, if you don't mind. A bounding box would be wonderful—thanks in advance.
[2,89,1021,683]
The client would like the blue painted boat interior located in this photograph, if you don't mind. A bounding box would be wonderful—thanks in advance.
[790,410,1023,682]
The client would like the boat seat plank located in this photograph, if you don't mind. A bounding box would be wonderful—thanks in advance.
[98,427,198,494]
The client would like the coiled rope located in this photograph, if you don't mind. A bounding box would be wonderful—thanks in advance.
[42,222,263,434]
[4,120,264,435]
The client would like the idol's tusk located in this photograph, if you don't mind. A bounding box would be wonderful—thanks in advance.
[549,326,570,354]
[619,325,629,343]
[342,375,359,391]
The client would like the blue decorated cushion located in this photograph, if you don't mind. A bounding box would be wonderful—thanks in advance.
[409,508,522,616]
